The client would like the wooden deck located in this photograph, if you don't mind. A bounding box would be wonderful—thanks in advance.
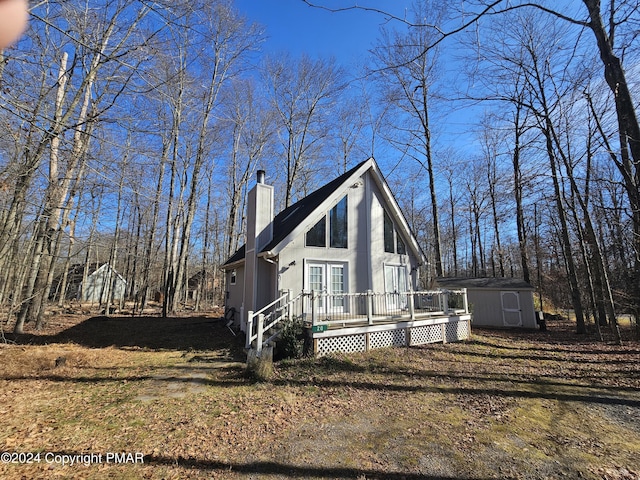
[247,289,471,357]
[310,312,471,356]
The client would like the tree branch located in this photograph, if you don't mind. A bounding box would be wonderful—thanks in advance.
[303,1,589,54]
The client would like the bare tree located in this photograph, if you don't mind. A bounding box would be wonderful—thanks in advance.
[263,53,345,208]
[221,78,274,259]
[4,0,154,333]
[371,0,448,278]
[308,0,640,316]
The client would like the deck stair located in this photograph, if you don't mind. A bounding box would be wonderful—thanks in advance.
[246,290,302,353]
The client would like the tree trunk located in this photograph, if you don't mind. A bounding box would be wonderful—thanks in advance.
[542,126,586,334]
[511,102,531,283]
[583,0,640,316]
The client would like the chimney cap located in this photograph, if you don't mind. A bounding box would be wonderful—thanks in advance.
[257,170,266,184]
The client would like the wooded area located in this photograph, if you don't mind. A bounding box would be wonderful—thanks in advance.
[0,0,638,337]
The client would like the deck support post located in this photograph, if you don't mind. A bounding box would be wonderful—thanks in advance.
[311,290,317,327]
[409,292,415,320]
[246,311,254,349]
[462,288,469,314]
[256,313,264,354]
[285,289,292,319]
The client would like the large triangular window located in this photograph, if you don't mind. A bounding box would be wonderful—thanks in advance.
[306,216,326,247]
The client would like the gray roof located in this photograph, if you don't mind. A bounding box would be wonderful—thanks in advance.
[223,160,367,267]
[436,277,534,290]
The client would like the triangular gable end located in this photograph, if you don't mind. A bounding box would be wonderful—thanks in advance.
[222,157,426,268]
[90,263,127,284]
[258,158,425,265]
[259,159,373,257]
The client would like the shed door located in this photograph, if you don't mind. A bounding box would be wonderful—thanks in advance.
[501,291,522,327]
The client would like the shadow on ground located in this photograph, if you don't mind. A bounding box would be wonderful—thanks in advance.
[10,315,245,355]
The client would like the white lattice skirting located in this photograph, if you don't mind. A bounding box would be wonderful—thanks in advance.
[314,316,471,357]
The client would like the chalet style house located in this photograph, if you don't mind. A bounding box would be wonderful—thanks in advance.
[223,158,470,356]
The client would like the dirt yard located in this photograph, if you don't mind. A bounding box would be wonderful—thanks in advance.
[0,313,638,479]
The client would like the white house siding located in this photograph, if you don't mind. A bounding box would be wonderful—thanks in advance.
[223,159,427,333]
[275,185,360,295]
[275,169,420,298]
[225,265,245,322]
[368,176,417,294]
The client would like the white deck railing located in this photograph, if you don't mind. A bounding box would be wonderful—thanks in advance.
[305,289,468,329]
[246,288,468,353]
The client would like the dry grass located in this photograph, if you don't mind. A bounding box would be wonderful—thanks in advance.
[0,314,638,479]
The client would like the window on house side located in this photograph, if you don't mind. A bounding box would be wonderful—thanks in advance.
[384,210,394,253]
[230,269,236,285]
[330,196,348,248]
[306,216,326,247]
[397,235,406,255]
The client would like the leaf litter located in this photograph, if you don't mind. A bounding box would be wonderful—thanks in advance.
[0,313,638,479]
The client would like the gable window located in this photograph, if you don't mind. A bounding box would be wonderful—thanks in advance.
[330,196,348,248]
[384,209,408,255]
[397,236,406,255]
[306,216,326,247]
[305,196,348,249]
[384,211,395,253]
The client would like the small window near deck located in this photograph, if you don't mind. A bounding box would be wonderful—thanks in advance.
[384,210,394,253]
[230,269,236,285]
[330,196,348,248]
[306,216,326,247]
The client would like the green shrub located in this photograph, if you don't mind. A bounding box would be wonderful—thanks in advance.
[277,316,304,360]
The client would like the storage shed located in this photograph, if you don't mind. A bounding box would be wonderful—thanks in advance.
[53,263,127,304]
[436,277,537,328]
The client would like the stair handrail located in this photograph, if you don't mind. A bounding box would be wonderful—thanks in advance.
[246,290,303,351]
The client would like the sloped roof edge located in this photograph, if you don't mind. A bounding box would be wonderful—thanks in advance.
[223,160,370,267]
[260,158,375,255]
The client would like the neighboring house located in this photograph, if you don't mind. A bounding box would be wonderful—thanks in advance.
[223,158,472,356]
[187,269,220,306]
[436,277,537,328]
[54,263,127,304]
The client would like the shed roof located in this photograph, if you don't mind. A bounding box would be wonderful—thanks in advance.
[436,277,534,290]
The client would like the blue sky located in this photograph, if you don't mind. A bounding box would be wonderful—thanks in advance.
[232,0,479,173]
[234,0,413,65]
